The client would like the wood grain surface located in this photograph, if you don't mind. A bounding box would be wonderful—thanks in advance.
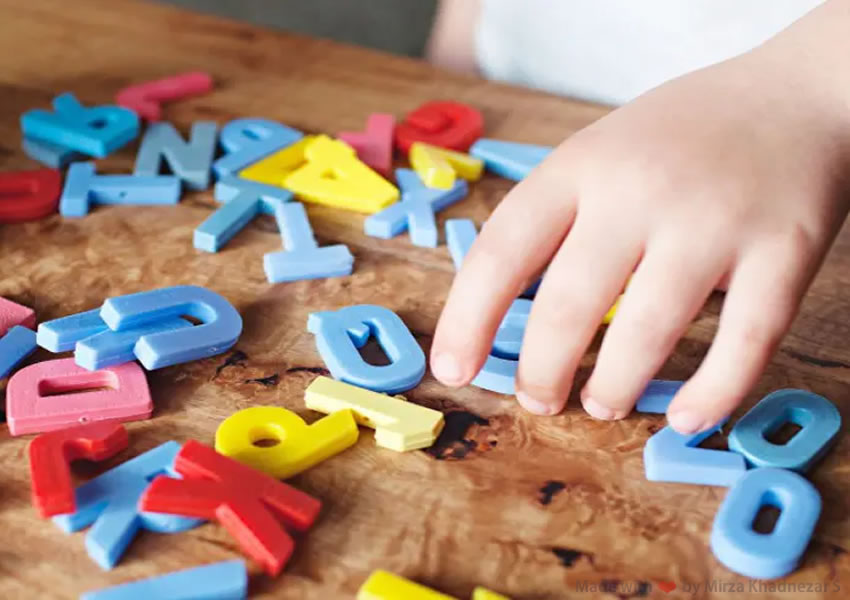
[1,1,849,598]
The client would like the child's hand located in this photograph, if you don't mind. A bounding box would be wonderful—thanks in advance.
[430,46,850,433]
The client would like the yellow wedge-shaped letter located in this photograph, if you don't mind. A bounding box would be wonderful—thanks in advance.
[283,135,399,213]
[409,142,483,189]
[214,405,359,478]
[305,376,444,452]
[239,136,316,186]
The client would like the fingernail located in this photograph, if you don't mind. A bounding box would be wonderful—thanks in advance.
[516,392,557,415]
[582,397,620,421]
[431,352,465,385]
[668,410,705,434]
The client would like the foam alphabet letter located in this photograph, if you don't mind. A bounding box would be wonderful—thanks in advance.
[364,169,468,248]
[195,176,292,253]
[37,308,109,352]
[115,71,214,122]
[634,380,685,414]
[239,135,315,187]
[75,316,193,371]
[338,113,395,177]
[213,118,303,179]
[643,418,746,486]
[215,406,359,478]
[0,297,38,379]
[22,137,84,169]
[81,560,247,600]
[471,299,531,394]
[21,93,139,158]
[139,440,322,576]
[60,162,181,218]
[100,285,243,370]
[0,168,61,223]
[443,220,540,298]
[728,389,841,472]
[134,121,218,190]
[358,570,455,600]
[409,142,483,189]
[395,101,484,153]
[53,441,204,570]
[710,468,821,579]
[264,202,354,283]
[0,326,38,379]
[305,376,444,452]
[307,304,425,394]
[445,218,477,270]
[1,297,35,345]
[6,359,153,436]
[283,135,399,214]
[28,422,129,517]
[357,570,511,600]
[469,139,553,181]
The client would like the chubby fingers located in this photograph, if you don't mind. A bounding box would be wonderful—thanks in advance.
[666,235,817,433]
[430,146,578,387]
[581,228,730,419]
[514,210,643,415]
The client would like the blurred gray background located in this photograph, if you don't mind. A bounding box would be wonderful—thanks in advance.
[155,0,439,56]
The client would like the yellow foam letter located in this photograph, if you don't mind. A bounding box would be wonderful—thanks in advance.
[239,136,316,186]
[357,571,510,600]
[214,405,359,478]
[305,376,444,452]
[283,135,399,213]
[358,570,456,600]
[472,588,511,600]
[409,142,483,189]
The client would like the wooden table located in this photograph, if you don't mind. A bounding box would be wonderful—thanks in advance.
[1,1,848,598]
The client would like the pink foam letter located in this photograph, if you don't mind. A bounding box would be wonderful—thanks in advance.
[0,297,36,337]
[6,358,152,436]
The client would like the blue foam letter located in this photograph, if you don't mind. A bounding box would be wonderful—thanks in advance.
[728,389,841,473]
[710,468,821,579]
[134,121,218,190]
[37,309,108,352]
[470,138,552,181]
[75,317,193,370]
[635,380,685,414]
[21,93,139,158]
[194,176,292,252]
[644,418,746,486]
[365,169,467,247]
[81,560,247,600]
[100,285,242,370]
[60,162,181,218]
[53,441,204,570]
[445,218,477,270]
[0,326,37,379]
[307,304,425,393]
[213,118,302,178]
[471,299,531,394]
[22,136,84,168]
[264,203,354,283]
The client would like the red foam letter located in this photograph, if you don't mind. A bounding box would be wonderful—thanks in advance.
[0,168,61,224]
[140,440,321,575]
[394,101,483,154]
[28,422,128,517]
[116,71,214,122]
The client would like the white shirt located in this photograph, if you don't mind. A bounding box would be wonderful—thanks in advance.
[476,0,825,105]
